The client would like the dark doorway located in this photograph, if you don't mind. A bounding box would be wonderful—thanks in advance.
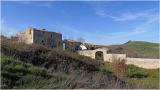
[41,40,45,45]
[95,51,104,60]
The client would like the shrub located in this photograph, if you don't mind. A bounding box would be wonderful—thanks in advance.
[112,59,127,79]
[28,66,47,76]
[1,54,66,89]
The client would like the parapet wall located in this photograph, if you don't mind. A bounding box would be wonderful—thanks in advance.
[126,58,160,69]
[78,50,96,59]
[105,55,159,69]
[105,54,126,62]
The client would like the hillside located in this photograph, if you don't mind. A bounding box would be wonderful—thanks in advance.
[1,39,130,89]
[107,41,159,59]
[1,39,159,89]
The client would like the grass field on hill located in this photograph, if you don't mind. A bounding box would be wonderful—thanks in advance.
[107,41,159,59]
[1,39,159,89]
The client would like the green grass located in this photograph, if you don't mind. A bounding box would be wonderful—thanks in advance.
[126,65,159,89]
[123,41,159,58]
[1,54,67,89]
[108,41,159,58]
[101,61,159,89]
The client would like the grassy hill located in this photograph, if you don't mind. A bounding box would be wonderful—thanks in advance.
[1,39,159,89]
[107,41,159,58]
[1,39,130,89]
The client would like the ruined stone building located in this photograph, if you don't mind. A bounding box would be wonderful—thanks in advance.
[19,27,63,48]
[63,39,87,51]
[63,39,82,51]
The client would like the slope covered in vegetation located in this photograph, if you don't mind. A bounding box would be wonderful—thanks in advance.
[1,54,66,89]
[1,39,130,89]
[103,62,159,89]
[107,41,159,58]
[1,39,159,89]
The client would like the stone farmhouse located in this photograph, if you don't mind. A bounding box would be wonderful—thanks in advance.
[19,27,63,49]
[19,27,87,51]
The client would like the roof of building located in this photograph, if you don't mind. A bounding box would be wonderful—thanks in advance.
[63,39,81,43]
[28,27,62,35]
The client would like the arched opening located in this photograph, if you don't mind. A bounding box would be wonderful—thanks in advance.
[95,51,104,60]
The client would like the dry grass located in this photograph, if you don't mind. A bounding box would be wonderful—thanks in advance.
[112,59,127,79]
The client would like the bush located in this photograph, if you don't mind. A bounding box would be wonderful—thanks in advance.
[112,59,127,79]
[28,66,47,76]
[1,54,66,89]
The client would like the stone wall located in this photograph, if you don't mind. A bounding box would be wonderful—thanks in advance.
[78,50,96,59]
[33,29,62,48]
[63,39,81,51]
[126,58,160,69]
[18,28,33,44]
[77,48,159,69]
[105,54,126,62]
[78,48,126,61]
[78,48,107,59]
[105,55,159,69]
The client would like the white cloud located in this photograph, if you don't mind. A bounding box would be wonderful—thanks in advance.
[50,12,158,45]
[21,1,53,8]
[85,10,159,45]
[92,6,159,44]
[96,8,158,22]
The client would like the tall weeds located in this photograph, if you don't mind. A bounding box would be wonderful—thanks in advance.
[112,58,127,79]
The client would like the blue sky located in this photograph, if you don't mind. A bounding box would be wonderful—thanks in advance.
[1,1,159,45]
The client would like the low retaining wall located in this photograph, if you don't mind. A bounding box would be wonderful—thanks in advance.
[78,50,96,59]
[105,56,159,69]
[126,58,160,69]
[77,49,160,69]
[105,54,126,62]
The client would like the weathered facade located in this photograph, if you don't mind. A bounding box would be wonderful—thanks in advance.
[63,39,82,51]
[19,27,63,48]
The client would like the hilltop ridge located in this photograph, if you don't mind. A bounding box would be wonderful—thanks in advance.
[105,41,159,59]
